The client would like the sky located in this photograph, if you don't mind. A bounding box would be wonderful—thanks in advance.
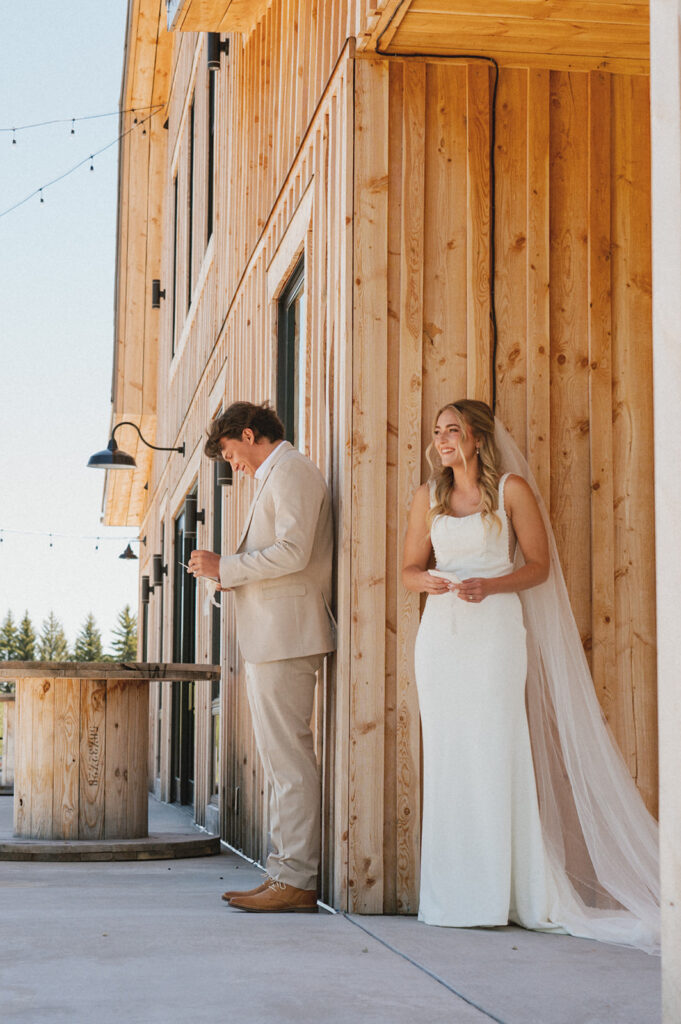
[0,3,140,650]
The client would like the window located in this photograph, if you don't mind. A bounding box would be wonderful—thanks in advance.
[187,97,195,312]
[211,459,223,668]
[277,256,306,448]
[171,494,198,804]
[171,176,179,357]
[209,458,223,803]
[207,71,216,246]
[141,602,148,661]
[155,521,166,781]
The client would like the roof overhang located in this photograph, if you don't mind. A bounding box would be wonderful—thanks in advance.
[363,0,649,75]
[103,0,173,527]
[166,0,271,34]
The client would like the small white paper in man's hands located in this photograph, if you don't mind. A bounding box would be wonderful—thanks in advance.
[202,577,221,612]
[181,563,221,612]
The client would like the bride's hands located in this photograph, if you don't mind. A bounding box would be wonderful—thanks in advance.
[419,570,455,595]
[456,577,494,603]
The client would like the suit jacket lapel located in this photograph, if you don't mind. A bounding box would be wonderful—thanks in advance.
[236,441,292,550]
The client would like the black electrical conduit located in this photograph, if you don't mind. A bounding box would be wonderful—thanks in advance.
[375,4,500,412]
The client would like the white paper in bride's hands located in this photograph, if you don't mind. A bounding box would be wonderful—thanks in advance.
[428,569,462,585]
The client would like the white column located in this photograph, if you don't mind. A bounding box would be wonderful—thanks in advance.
[650,1,681,1018]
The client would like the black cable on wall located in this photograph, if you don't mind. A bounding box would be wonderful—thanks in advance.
[375,7,501,412]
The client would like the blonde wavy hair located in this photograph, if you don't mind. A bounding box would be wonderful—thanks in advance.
[425,399,502,531]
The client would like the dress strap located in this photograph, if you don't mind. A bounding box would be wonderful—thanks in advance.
[498,472,511,515]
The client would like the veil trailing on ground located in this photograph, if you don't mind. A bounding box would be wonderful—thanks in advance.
[494,418,660,954]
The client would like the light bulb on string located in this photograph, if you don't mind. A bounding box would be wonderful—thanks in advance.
[12,128,16,145]
[89,155,94,171]
[71,118,75,135]
[39,188,44,204]
[49,534,53,548]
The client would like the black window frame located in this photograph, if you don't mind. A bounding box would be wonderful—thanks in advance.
[276,256,305,446]
[207,71,216,247]
[171,176,179,357]
[187,96,195,313]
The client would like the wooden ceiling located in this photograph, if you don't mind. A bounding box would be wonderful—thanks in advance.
[368,0,650,74]
[168,0,271,32]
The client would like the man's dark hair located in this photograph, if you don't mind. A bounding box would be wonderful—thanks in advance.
[204,401,285,459]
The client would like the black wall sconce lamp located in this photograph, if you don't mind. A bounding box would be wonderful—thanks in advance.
[141,575,153,603]
[152,279,166,308]
[183,493,205,539]
[216,460,233,486]
[207,33,229,71]
[87,421,185,469]
[152,554,167,588]
[119,543,138,560]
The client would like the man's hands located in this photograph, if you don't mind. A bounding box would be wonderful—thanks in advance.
[187,550,221,582]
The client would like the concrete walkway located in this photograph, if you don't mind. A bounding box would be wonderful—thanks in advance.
[0,796,660,1024]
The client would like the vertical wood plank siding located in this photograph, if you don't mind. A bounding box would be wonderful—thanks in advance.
[141,13,358,904]
[354,57,656,912]
[128,6,655,914]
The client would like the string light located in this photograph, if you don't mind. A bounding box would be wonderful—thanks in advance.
[0,527,138,543]
[0,107,160,220]
[0,104,163,136]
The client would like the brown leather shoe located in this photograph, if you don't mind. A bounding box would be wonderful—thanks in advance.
[229,880,318,913]
[221,876,274,902]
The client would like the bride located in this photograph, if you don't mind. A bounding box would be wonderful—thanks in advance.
[402,399,660,952]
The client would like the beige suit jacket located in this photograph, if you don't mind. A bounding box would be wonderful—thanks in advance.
[219,441,336,664]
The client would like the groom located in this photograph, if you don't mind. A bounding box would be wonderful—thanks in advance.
[188,401,335,912]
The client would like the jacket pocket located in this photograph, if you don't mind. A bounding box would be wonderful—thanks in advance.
[261,581,308,600]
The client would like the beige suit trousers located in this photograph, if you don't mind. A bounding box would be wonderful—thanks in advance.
[244,653,323,891]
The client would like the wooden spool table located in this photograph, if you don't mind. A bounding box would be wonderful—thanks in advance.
[0,663,220,853]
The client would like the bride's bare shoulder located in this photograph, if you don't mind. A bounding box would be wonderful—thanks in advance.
[408,482,431,514]
[411,482,431,504]
[502,473,530,492]
[502,474,540,512]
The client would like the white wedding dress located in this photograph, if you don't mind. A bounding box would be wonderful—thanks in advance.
[414,452,660,952]
[415,474,562,930]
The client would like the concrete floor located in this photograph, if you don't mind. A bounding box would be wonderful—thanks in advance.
[0,796,661,1024]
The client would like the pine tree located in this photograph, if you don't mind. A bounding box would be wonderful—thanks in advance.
[15,611,37,660]
[73,613,104,662]
[37,611,70,661]
[0,611,18,661]
[110,604,138,661]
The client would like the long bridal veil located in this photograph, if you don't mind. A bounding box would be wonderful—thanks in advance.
[494,419,660,953]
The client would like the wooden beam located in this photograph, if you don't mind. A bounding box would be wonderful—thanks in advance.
[349,56,389,913]
[650,1,681,1013]
[395,59,425,914]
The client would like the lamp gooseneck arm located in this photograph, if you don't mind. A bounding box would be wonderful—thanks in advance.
[111,422,185,456]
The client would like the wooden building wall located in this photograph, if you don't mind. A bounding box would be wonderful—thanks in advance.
[137,19,355,906]
[349,56,656,912]
[112,0,657,916]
